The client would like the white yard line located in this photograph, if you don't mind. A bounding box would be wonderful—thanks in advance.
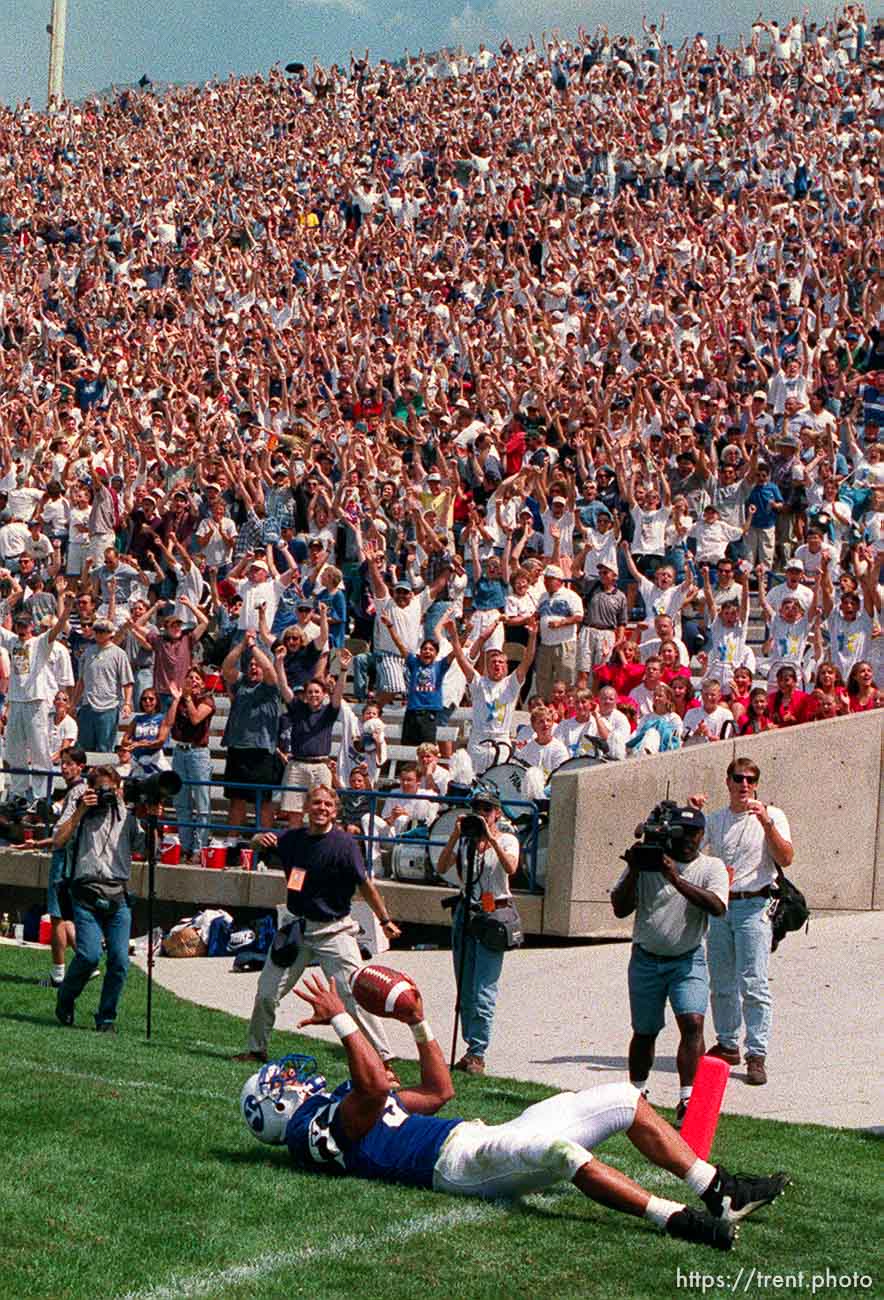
[8,1057,230,1103]
[119,1203,498,1300]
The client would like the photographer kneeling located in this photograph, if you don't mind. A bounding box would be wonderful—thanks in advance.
[611,804,729,1126]
[437,793,520,1076]
[53,766,145,1032]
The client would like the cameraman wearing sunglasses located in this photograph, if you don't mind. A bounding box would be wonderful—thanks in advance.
[690,757,793,1087]
[436,793,520,1076]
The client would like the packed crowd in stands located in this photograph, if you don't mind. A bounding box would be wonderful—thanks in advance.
[0,5,881,875]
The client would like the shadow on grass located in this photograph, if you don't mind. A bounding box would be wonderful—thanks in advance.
[0,971,49,987]
[532,1053,679,1076]
[0,1008,60,1029]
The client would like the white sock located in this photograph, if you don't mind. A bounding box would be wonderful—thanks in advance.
[684,1157,717,1196]
[631,1077,649,1096]
[679,1085,692,1103]
[52,963,65,980]
[644,1196,685,1228]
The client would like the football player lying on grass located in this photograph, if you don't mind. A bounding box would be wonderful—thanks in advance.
[240,972,788,1251]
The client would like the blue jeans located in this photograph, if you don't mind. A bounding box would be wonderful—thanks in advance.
[352,652,376,701]
[706,897,772,1058]
[77,703,120,752]
[57,896,132,1027]
[47,848,67,918]
[452,904,505,1059]
[172,746,213,854]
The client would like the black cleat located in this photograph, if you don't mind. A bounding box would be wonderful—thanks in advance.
[95,1022,117,1034]
[702,1167,790,1223]
[55,1001,74,1027]
[666,1207,736,1251]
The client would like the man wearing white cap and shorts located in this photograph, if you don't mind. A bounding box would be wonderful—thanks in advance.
[535,566,583,698]
[365,543,426,705]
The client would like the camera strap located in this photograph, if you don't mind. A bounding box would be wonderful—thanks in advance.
[456,838,487,904]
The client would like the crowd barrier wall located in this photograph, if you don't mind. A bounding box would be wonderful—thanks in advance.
[544,709,883,938]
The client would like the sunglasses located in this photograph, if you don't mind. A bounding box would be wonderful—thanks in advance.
[730,774,757,785]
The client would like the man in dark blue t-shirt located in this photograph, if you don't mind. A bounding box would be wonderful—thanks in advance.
[239,973,788,1250]
[233,785,400,1074]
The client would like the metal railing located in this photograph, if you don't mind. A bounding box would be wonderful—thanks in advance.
[0,767,545,891]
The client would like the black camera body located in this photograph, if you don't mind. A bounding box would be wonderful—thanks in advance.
[624,800,698,871]
[80,780,118,818]
[459,812,487,839]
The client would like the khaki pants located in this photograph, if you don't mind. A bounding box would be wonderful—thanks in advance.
[245,915,392,1060]
[745,526,775,570]
[535,641,576,699]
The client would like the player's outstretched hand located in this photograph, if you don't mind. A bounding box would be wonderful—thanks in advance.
[295,972,346,1027]
[396,986,425,1027]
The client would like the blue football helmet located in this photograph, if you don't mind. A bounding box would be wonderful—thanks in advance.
[240,1054,328,1146]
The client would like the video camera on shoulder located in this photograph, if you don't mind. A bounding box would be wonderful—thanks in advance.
[623,800,706,871]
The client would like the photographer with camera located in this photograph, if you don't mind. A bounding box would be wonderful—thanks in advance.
[436,793,520,1076]
[611,803,729,1126]
[52,765,146,1032]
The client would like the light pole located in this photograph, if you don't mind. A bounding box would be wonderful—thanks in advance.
[47,0,68,108]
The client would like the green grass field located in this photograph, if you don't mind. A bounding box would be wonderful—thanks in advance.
[0,945,879,1300]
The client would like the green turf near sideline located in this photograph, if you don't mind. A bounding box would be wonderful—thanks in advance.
[0,947,878,1300]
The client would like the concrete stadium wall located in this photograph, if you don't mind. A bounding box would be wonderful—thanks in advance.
[544,709,883,937]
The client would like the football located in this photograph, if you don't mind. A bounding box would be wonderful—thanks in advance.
[349,965,420,1021]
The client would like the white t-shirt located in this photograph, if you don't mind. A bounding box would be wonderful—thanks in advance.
[683,704,735,739]
[470,671,521,745]
[582,528,619,579]
[537,586,583,645]
[826,610,874,678]
[637,576,688,637]
[235,576,286,631]
[49,711,78,757]
[766,580,813,614]
[639,636,690,666]
[541,508,576,556]
[706,614,752,687]
[630,505,669,555]
[703,804,791,892]
[766,615,810,683]
[0,628,55,702]
[459,830,520,899]
[628,682,657,718]
[374,592,425,656]
[555,716,600,757]
[519,735,569,776]
[196,515,237,568]
[47,640,75,693]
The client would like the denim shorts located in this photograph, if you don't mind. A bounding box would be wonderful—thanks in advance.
[628,943,709,1036]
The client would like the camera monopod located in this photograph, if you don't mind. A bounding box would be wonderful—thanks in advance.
[128,771,182,1041]
[447,825,481,1069]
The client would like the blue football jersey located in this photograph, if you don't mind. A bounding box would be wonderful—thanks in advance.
[285,1083,463,1188]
